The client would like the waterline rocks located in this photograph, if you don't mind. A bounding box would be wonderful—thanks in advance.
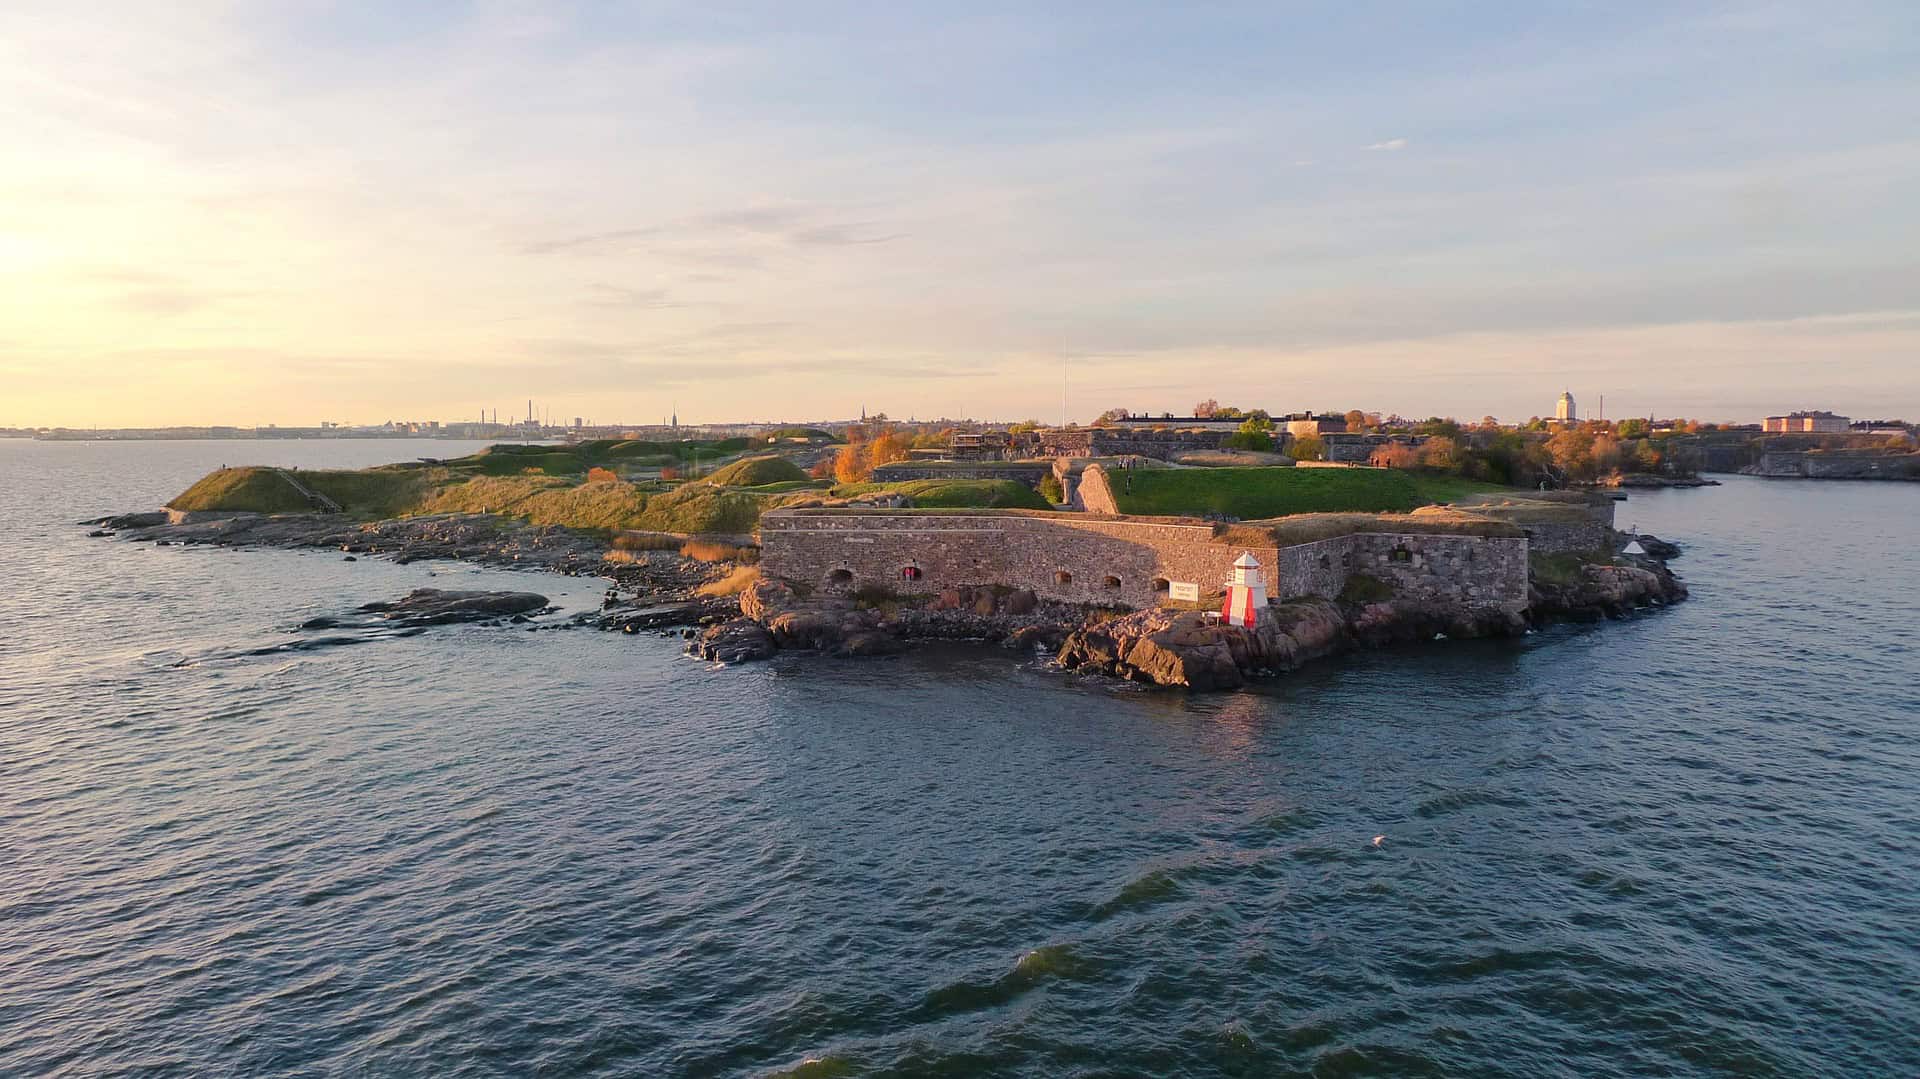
[1530,558,1687,622]
[298,588,553,632]
[359,588,551,627]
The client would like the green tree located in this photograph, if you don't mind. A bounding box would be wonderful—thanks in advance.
[1291,434,1325,461]
[1223,415,1275,451]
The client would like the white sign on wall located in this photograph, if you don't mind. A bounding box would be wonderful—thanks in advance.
[1168,581,1201,602]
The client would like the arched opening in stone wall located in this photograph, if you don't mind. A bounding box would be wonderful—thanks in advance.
[1390,546,1413,563]
[1053,570,1073,586]
[1319,554,1332,569]
[1103,575,1122,590]
[827,568,854,587]
[1152,577,1170,595]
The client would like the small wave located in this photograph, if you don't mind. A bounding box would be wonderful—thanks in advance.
[909,943,1096,1020]
[1252,807,1317,835]
[761,1054,855,1079]
[1414,787,1526,819]
[1088,868,1182,921]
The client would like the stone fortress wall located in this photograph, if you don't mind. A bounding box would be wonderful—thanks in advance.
[1032,428,1229,460]
[1749,450,1920,480]
[760,510,1529,613]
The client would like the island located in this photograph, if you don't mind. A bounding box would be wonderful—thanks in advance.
[88,436,1687,691]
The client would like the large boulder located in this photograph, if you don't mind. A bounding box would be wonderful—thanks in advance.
[358,588,549,627]
[693,618,777,662]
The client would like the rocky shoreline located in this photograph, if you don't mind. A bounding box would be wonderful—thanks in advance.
[693,550,1687,691]
[84,509,1689,692]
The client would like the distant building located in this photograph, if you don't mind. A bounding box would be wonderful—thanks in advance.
[1764,410,1849,433]
[1850,419,1910,436]
[1555,390,1578,424]
[1279,412,1348,438]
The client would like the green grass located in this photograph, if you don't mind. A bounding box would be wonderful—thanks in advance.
[420,475,654,532]
[300,468,440,518]
[165,450,810,535]
[168,468,318,513]
[706,455,808,486]
[1529,551,1594,585]
[1112,467,1419,517]
[1216,509,1526,548]
[738,479,831,494]
[167,466,436,516]
[831,479,1052,509]
[628,482,778,533]
[1406,473,1507,504]
[1108,466,1504,519]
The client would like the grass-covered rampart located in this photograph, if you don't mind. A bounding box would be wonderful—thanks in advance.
[1107,466,1501,519]
[829,479,1053,509]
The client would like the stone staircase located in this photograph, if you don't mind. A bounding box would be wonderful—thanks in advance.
[274,468,342,513]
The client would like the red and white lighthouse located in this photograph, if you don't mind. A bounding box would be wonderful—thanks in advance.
[1220,552,1268,628]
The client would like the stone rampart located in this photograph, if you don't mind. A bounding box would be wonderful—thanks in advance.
[1750,450,1920,479]
[1034,428,1228,460]
[760,510,1529,613]
[1076,465,1121,514]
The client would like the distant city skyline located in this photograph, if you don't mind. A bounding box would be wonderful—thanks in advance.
[3,3,1917,426]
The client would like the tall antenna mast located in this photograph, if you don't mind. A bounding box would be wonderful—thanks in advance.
[1061,358,1068,428]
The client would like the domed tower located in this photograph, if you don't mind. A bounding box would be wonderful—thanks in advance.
[1555,390,1577,423]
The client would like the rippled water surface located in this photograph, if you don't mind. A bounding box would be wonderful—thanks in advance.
[2,439,1915,1077]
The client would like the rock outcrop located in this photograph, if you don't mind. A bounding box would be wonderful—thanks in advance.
[1053,596,1521,690]
[1530,557,1687,622]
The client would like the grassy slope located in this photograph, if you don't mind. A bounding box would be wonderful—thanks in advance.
[706,455,808,486]
[420,476,654,532]
[831,479,1053,510]
[168,468,316,513]
[1111,467,1502,518]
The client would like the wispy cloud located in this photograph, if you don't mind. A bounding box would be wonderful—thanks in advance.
[1365,137,1409,151]
[583,284,682,309]
[521,204,902,256]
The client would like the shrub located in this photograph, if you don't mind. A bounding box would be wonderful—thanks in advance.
[659,465,682,481]
[1339,574,1395,604]
[867,430,911,468]
[1038,473,1065,503]
[832,444,870,484]
[852,582,898,607]
[586,466,619,483]
[681,539,759,564]
[695,566,760,597]
[1223,429,1275,452]
[1371,444,1420,469]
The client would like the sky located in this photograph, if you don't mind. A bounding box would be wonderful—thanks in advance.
[3,1,1917,428]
